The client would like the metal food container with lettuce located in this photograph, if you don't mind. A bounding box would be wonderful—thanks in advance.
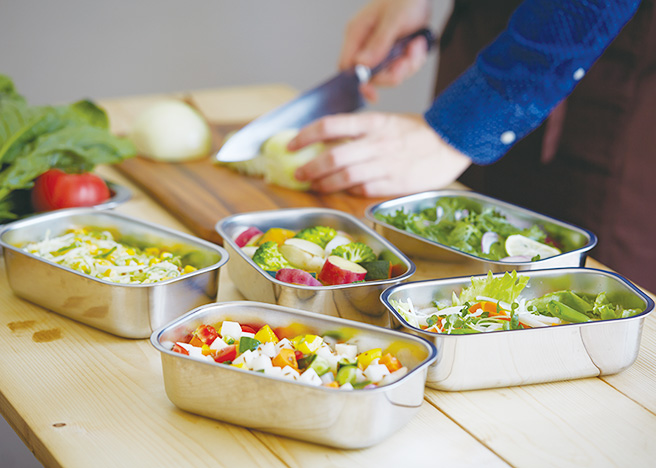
[366,190,596,273]
[0,208,228,338]
[216,207,416,327]
[151,301,437,449]
[380,268,653,391]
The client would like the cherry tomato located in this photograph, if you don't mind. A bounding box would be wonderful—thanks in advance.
[172,344,189,356]
[214,345,237,363]
[31,169,111,212]
[193,324,218,345]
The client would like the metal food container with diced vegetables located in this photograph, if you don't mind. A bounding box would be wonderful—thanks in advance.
[150,300,437,449]
[380,268,654,391]
[215,208,416,327]
[365,190,597,273]
[0,208,229,338]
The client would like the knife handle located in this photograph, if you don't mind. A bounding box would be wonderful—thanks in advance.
[366,28,437,79]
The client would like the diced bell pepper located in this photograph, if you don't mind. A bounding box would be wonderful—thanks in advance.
[357,348,382,370]
[272,348,298,370]
[254,324,279,344]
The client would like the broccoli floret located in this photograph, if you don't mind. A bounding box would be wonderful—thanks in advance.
[331,242,376,263]
[252,241,292,271]
[294,226,336,248]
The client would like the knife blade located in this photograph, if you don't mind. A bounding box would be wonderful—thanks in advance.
[215,28,436,162]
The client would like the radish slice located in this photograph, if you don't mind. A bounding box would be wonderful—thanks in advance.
[481,232,499,254]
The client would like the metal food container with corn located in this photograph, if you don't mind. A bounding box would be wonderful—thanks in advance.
[0,208,229,338]
[380,268,654,391]
[150,301,437,449]
[216,208,416,327]
[365,190,597,273]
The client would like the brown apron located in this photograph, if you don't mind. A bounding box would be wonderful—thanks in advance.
[435,0,656,291]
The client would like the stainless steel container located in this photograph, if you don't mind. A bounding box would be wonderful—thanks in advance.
[150,301,437,449]
[216,208,416,327]
[366,190,597,273]
[381,268,654,391]
[0,208,229,338]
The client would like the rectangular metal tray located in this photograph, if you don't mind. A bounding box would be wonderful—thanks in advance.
[380,268,654,391]
[365,190,597,273]
[216,208,416,327]
[150,301,437,449]
[0,208,229,338]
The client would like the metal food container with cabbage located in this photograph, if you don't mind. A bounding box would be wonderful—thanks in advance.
[365,190,597,273]
[150,300,437,449]
[0,208,229,338]
[380,268,654,391]
[215,208,416,327]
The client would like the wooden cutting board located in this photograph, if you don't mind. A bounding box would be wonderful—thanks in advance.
[115,123,388,245]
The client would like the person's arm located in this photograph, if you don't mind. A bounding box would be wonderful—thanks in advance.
[426,0,641,165]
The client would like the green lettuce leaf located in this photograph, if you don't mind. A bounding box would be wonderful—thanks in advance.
[456,270,529,305]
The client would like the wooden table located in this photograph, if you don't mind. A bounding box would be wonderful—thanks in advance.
[1,85,655,468]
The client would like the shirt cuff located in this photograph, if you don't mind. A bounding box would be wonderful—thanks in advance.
[424,63,553,165]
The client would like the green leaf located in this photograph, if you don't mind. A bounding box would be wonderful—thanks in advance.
[457,271,529,305]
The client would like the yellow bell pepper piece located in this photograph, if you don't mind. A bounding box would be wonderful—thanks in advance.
[256,228,296,247]
[254,324,279,343]
[182,265,197,274]
[295,335,323,354]
[357,348,382,370]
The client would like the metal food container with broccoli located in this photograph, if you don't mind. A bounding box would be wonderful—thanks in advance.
[216,208,416,327]
[366,190,596,273]
[0,208,229,338]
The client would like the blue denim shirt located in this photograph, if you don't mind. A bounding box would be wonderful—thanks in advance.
[424,0,641,165]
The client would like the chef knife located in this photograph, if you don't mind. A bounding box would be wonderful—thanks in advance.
[215,28,437,162]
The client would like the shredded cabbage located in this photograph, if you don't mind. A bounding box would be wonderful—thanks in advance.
[22,228,196,284]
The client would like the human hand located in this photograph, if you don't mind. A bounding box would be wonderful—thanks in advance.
[340,0,432,102]
[290,112,472,198]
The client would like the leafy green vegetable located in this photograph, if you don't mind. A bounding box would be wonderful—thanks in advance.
[293,226,336,248]
[0,74,135,221]
[331,242,376,263]
[457,270,529,305]
[252,241,292,271]
[374,196,556,261]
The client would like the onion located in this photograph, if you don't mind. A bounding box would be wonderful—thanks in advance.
[481,232,499,254]
[130,100,211,162]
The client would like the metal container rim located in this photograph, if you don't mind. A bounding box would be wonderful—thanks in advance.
[150,300,438,392]
[215,207,416,290]
[0,207,229,288]
[380,267,654,339]
[364,189,598,265]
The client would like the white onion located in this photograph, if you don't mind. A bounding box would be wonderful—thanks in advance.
[130,100,211,162]
[481,232,499,254]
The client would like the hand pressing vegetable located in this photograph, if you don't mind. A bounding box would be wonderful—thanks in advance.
[218,129,326,191]
[0,74,135,222]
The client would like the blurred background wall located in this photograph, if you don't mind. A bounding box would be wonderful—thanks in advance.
[0,1,452,466]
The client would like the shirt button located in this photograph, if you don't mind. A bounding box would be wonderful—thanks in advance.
[573,67,585,81]
[500,131,516,144]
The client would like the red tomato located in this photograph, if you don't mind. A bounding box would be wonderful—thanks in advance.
[193,324,218,345]
[240,324,257,334]
[31,169,111,212]
[214,345,237,363]
[172,344,189,355]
